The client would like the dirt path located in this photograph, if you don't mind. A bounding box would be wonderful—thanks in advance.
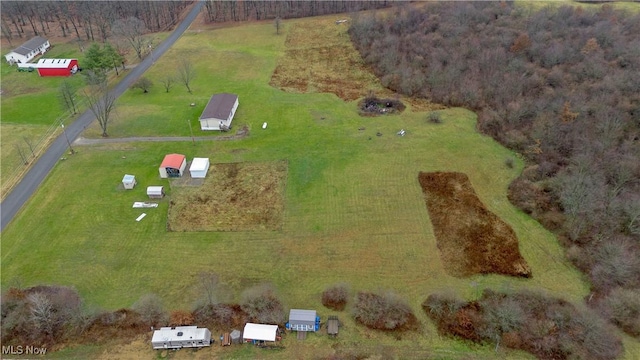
[73,127,249,145]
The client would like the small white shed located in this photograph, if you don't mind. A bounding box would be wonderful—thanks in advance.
[189,158,210,178]
[122,174,136,189]
[147,186,165,199]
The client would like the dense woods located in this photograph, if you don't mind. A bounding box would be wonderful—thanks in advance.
[202,0,390,23]
[0,1,190,43]
[349,2,640,337]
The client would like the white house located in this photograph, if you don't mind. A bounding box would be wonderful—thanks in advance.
[189,158,210,178]
[4,36,50,65]
[199,93,239,131]
[151,326,212,350]
[243,323,279,344]
[159,154,187,178]
[122,174,136,190]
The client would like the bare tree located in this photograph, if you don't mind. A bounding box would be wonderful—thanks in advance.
[131,77,153,93]
[23,137,35,158]
[132,293,166,326]
[59,80,77,114]
[177,58,195,94]
[160,75,174,93]
[15,144,28,165]
[111,17,148,60]
[195,272,223,307]
[84,80,116,137]
[28,292,54,338]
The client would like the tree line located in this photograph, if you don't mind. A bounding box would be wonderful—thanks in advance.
[349,2,640,338]
[0,1,190,44]
[202,0,391,23]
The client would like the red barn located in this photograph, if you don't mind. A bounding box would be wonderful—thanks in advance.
[35,58,79,77]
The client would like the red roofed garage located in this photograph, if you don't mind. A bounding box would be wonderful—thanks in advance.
[159,154,187,178]
[36,58,79,77]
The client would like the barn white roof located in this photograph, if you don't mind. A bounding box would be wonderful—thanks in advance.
[36,58,76,68]
[189,157,209,171]
[243,323,278,341]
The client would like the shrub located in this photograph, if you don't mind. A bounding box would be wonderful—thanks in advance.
[169,310,194,327]
[353,291,418,331]
[131,77,153,93]
[424,289,622,359]
[240,284,285,325]
[321,284,349,311]
[193,303,247,330]
[131,293,166,327]
[598,287,640,337]
[428,112,443,124]
[505,157,514,168]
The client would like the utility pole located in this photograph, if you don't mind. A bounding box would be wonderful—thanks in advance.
[61,122,75,154]
[187,118,195,145]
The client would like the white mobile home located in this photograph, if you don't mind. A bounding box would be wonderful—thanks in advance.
[189,158,210,178]
[199,93,239,131]
[151,326,212,350]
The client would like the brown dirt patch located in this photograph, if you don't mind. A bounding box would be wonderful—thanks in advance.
[168,161,287,232]
[270,19,382,101]
[418,171,531,278]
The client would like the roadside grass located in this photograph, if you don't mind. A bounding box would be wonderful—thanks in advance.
[0,33,169,197]
[3,14,637,360]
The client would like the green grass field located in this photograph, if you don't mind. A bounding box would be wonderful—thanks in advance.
[2,15,639,360]
[0,33,169,198]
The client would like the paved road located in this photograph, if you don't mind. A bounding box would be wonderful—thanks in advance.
[0,1,205,232]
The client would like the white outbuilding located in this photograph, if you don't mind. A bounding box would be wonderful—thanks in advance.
[242,323,279,344]
[159,154,187,178]
[151,326,212,350]
[147,186,165,199]
[199,93,239,131]
[189,158,210,178]
[122,174,136,189]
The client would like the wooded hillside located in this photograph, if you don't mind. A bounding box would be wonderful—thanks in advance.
[349,2,640,337]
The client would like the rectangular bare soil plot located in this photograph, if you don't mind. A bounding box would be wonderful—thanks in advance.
[418,172,531,278]
[167,161,287,232]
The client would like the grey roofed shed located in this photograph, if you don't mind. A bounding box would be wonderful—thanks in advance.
[230,329,242,344]
[199,93,239,131]
[288,309,318,331]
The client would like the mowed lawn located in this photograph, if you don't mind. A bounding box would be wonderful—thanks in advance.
[0,43,85,193]
[5,16,636,359]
